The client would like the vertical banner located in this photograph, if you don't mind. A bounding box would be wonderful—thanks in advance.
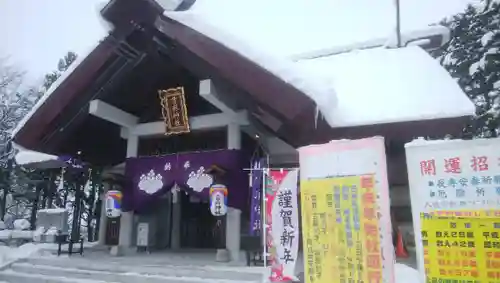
[298,137,394,283]
[249,159,264,236]
[405,138,500,283]
[265,169,300,282]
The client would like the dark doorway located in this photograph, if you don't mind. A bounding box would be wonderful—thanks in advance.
[154,194,173,249]
[136,190,222,250]
[105,218,120,246]
[179,192,222,249]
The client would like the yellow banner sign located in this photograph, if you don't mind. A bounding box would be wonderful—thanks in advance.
[301,175,382,283]
[420,212,500,283]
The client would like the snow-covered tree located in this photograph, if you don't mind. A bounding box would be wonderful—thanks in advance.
[57,51,77,73]
[0,59,43,221]
[43,51,77,91]
[432,1,500,137]
[0,51,78,224]
[0,59,43,160]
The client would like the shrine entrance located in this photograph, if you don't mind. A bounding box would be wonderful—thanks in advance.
[179,191,222,249]
[136,188,222,250]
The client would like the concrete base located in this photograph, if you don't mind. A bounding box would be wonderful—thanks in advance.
[225,208,241,262]
[170,188,182,250]
[118,212,134,248]
[109,246,123,257]
[215,249,230,262]
[97,187,108,245]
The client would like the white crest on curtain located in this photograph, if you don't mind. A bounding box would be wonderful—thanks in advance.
[164,162,172,171]
[186,166,213,192]
[138,169,164,195]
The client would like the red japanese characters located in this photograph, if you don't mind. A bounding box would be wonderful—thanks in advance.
[420,156,490,176]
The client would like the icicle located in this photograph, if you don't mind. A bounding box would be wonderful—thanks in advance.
[314,105,320,129]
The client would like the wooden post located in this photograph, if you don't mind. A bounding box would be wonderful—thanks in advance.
[30,185,41,230]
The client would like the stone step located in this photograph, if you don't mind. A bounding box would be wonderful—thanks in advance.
[0,269,112,283]
[25,257,263,281]
[10,262,261,283]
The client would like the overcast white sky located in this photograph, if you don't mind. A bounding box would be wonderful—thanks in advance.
[0,0,475,85]
[0,0,107,85]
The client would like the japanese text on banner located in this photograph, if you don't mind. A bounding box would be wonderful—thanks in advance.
[266,169,299,282]
[301,175,383,283]
[249,159,264,235]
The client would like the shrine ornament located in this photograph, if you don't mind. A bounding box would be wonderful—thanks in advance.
[209,184,228,217]
[105,190,122,218]
[158,87,190,136]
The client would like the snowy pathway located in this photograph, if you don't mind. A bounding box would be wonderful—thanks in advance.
[0,249,264,283]
[0,245,419,282]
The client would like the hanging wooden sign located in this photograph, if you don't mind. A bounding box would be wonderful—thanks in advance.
[158,87,190,135]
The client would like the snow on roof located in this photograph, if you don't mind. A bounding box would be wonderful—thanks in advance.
[37,208,68,214]
[167,3,474,128]
[290,25,450,61]
[295,46,475,127]
[14,149,59,166]
[166,12,338,117]
[168,0,472,57]
[12,0,475,139]
[404,136,500,148]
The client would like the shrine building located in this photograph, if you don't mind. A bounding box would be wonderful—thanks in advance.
[11,0,474,258]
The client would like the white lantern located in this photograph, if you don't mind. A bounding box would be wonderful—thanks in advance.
[209,184,228,217]
[105,190,122,218]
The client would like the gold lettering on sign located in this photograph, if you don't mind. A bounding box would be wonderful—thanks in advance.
[158,87,190,135]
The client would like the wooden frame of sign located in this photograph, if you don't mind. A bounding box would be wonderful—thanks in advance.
[204,165,226,176]
[158,87,190,135]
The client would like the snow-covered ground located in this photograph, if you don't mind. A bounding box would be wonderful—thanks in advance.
[395,263,420,283]
[0,243,48,267]
[0,244,420,282]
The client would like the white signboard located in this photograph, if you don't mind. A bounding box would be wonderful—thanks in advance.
[405,138,500,283]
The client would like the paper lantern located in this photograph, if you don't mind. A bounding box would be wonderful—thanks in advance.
[209,184,228,217]
[105,190,122,218]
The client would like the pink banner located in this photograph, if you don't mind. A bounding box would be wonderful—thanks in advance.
[265,169,299,282]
